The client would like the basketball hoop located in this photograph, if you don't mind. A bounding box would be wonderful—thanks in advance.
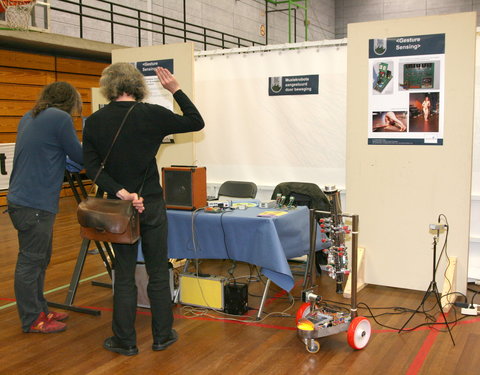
[0,0,35,31]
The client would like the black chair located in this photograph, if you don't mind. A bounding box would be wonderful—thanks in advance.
[217,180,257,200]
[271,181,332,278]
[270,182,330,212]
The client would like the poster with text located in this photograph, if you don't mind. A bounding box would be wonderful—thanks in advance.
[0,143,14,190]
[136,59,175,143]
[368,34,445,145]
[268,74,319,96]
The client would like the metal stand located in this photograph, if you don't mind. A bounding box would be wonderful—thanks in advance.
[256,279,272,320]
[303,209,360,318]
[398,231,455,345]
[47,170,114,316]
[256,209,360,323]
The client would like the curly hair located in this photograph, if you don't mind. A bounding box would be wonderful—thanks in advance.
[100,62,148,101]
[32,81,82,118]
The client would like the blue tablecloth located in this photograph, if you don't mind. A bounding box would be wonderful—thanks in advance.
[165,206,327,291]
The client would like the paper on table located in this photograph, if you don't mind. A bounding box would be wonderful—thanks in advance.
[257,211,288,217]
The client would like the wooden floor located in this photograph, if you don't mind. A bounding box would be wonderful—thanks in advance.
[1,196,480,375]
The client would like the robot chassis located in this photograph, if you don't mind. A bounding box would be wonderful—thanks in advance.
[296,186,371,353]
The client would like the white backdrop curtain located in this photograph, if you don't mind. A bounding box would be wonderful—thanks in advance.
[193,41,347,189]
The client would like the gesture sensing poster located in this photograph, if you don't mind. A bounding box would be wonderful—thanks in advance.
[368,34,445,145]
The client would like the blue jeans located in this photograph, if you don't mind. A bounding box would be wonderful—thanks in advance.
[8,203,56,331]
[111,199,173,346]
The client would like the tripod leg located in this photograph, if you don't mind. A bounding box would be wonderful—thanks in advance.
[94,241,113,278]
[398,281,435,333]
[65,171,81,203]
[47,239,101,316]
[431,283,455,345]
[64,239,90,305]
[73,172,88,198]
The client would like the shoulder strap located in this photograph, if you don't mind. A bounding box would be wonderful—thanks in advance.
[137,165,149,196]
[89,103,138,192]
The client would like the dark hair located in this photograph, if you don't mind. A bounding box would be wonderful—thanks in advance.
[32,81,82,118]
[100,62,148,101]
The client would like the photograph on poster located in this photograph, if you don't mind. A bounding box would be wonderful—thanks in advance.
[408,92,440,132]
[398,60,440,91]
[372,111,407,132]
[372,60,394,94]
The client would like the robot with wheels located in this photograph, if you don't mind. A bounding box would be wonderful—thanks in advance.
[296,186,371,353]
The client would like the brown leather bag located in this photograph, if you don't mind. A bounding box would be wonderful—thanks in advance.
[77,197,140,244]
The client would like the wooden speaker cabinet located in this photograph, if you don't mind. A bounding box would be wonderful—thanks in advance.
[162,166,207,210]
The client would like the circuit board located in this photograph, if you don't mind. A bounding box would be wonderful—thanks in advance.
[373,62,392,93]
[402,62,434,89]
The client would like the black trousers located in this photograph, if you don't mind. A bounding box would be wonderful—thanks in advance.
[111,199,173,346]
[8,203,56,331]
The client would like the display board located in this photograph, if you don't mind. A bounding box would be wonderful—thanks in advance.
[111,42,199,169]
[347,12,476,292]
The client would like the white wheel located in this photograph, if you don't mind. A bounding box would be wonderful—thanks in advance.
[306,339,320,354]
[347,317,371,350]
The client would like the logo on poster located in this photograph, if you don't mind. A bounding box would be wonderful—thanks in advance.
[374,39,387,56]
[270,77,282,93]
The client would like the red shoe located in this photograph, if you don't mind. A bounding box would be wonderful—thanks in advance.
[28,312,67,333]
[47,311,69,322]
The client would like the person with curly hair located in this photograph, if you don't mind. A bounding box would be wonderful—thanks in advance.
[7,81,83,334]
[83,62,204,356]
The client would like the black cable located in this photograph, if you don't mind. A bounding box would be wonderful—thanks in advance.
[219,210,233,260]
[191,208,204,275]
[467,284,480,307]
[246,263,261,283]
[316,288,470,332]
[227,260,237,283]
[434,214,449,275]
[355,301,469,332]
[470,289,480,307]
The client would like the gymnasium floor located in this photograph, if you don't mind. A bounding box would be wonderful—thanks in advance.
[0,196,479,375]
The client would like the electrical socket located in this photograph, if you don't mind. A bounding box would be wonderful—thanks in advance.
[461,307,478,316]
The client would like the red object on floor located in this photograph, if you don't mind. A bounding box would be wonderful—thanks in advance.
[47,310,69,322]
[28,312,67,333]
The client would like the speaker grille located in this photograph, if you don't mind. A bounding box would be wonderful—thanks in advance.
[162,167,207,210]
[164,170,192,207]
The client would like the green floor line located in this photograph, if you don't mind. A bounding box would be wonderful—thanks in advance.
[0,271,109,311]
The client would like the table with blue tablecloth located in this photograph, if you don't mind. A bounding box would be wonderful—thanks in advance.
[166,205,326,292]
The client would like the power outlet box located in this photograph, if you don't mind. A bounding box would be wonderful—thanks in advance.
[461,307,478,316]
